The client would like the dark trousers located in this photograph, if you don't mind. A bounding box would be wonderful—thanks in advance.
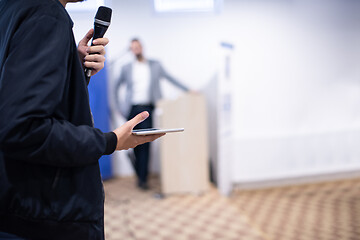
[128,104,154,184]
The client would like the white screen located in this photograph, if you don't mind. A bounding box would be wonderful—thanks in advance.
[66,0,106,12]
[154,0,221,13]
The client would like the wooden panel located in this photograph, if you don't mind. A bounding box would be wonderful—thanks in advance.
[156,93,210,195]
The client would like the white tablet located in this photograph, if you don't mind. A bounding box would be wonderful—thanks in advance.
[132,128,184,135]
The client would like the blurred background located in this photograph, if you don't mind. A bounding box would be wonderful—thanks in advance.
[67,0,360,239]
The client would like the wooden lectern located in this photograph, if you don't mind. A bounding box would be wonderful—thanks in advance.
[156,93,209,195]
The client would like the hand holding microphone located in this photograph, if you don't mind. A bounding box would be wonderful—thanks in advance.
[78,6,112,81]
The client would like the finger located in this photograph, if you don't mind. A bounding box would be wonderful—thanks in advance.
[127,111,149,129]
[92,38,109,47]
[83,61,104,71]
[87,45,106,55]
[79,29,94,47]
[84,54,105,62]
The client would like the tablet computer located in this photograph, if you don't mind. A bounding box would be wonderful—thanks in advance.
[132,128,184,135]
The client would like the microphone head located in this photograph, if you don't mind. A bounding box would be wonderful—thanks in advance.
[95,6,112,24]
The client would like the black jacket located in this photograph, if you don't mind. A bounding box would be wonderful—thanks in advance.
[0,0,116,239]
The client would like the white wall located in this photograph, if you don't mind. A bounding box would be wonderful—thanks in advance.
[68,0,360,180]
[232,0,360,138]
[228,0,360,184]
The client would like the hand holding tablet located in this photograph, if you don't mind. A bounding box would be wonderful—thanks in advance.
[132,128,184,136]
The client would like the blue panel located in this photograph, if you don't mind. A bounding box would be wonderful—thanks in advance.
[88,65,113,180]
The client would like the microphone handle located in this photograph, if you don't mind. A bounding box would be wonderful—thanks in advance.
[84,23,109,79]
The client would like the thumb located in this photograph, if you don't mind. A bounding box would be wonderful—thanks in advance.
[128,111,149,129]
[79,29,94,47]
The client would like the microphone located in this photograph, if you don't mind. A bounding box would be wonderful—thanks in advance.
[85,6,112,79]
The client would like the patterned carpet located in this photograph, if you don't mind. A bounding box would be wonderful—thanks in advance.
[231,179,360,240]
[103,177,360,240]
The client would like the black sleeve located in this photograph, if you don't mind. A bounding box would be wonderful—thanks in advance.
[104,132,117,155]
[0,14,115,167]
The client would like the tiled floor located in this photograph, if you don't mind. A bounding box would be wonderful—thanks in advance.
[104,177,360,240]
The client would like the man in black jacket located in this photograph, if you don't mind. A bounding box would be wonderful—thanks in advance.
[0,0,163,239]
